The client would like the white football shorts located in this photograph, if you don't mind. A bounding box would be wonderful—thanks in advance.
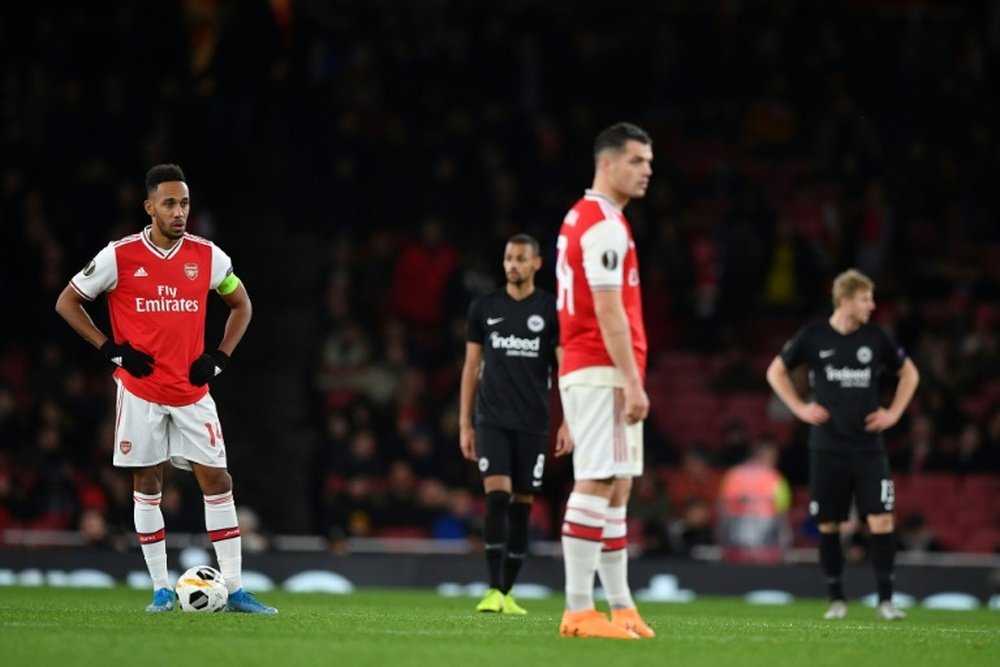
[113,379,228,470]
[560,383,643,480]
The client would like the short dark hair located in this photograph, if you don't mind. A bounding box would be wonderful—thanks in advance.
[507,233,540,256]
[593,122,652,160]
[145,164,186,196]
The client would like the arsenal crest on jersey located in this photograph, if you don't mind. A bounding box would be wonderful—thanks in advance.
[184,263,199,280]
[120,440,132,455]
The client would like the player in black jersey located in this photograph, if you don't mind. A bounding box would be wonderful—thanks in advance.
[459,233,572,615]
[767,269,920,621]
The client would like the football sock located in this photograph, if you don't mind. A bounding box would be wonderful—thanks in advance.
[502,501,531,593]
[204,491,242,593]
[597,505,635,610]
[869,532,897,602]
[483,491,510,590]
[133,491,169,590]
[818,531,845,601]
[561,492,609,611]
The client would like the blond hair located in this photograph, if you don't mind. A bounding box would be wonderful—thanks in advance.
[832,268,874,309]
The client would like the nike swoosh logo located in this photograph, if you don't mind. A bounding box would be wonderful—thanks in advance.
[819,349,835,358]
[487,317,504,325]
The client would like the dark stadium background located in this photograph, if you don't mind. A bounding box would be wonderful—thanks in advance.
[1,0,997,565]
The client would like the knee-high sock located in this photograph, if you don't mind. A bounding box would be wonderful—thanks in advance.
[134,491,169,590]
[503,501,531,593]
[204,491,242,593]
[818,532,845,601]
[597,505,634,609]
[483,491,510,590]
[561,492,609,611]
[869,532,897,603]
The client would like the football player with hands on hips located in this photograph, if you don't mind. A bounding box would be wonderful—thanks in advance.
[55,164,277,614]
[554,122,656,639]
[459,233,571,615]
[766,268,919,621]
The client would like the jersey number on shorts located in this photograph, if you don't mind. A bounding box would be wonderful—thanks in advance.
[204,422,224,448]
[533,454,545,481]
[880,479,895,510]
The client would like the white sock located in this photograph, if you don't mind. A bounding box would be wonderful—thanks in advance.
[134,491,169,590]
[597,505,635,609]
[204,491,242,593]
[561,492,609,611]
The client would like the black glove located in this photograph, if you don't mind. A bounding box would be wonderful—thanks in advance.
[189,349,229,386]
[100,340,154,378]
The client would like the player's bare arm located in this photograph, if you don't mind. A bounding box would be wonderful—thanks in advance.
[553,345,573,457]
[55,285,111,349]
[593,288,649,424]
[458,341,484,461]
[765,356,830,425]
[865,357,920,432]
[215,282,252,356]
[555,422,573,457]
[190,276,252,386]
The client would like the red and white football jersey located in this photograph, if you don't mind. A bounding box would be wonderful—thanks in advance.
[556,190,647,384]
[70,227,234,406]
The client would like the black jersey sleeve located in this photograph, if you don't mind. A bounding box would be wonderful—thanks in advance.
[876,326,905,372]
[466,297,484,344]
[547,294,560,365]
[779,325,808,369]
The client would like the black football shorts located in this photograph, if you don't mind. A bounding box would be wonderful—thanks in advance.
[809,448,895,523]
[475,424,547,494]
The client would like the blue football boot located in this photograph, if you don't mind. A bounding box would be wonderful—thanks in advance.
[226,588,278,615]
[145,587,175,613]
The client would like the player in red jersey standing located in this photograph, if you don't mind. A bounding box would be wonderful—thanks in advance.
[55,164,277,614]
[555,123,655,639]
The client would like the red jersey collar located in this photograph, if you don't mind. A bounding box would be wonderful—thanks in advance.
[140,225,185,259]
[584,189,623,212]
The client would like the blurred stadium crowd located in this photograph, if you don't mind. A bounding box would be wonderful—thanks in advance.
[1,1,998,557]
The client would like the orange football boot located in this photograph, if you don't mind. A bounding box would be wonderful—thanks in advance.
[559,609,640,639]
[611,607,656,638]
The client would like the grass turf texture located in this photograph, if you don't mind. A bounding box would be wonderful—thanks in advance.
[1,587,997,667]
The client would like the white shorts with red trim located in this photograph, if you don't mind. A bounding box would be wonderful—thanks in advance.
[560,383,643,480]
[113,378,228,470]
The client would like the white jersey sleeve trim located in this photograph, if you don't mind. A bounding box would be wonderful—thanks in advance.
[69,243,119,299]
[580,218,628,290]
[209,243,233,291]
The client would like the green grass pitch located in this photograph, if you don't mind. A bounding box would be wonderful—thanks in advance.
[1,587,997,667]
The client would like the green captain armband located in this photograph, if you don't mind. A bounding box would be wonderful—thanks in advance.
[217,273,240,296]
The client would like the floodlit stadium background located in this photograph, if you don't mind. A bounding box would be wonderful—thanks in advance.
[0,1,997,602]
